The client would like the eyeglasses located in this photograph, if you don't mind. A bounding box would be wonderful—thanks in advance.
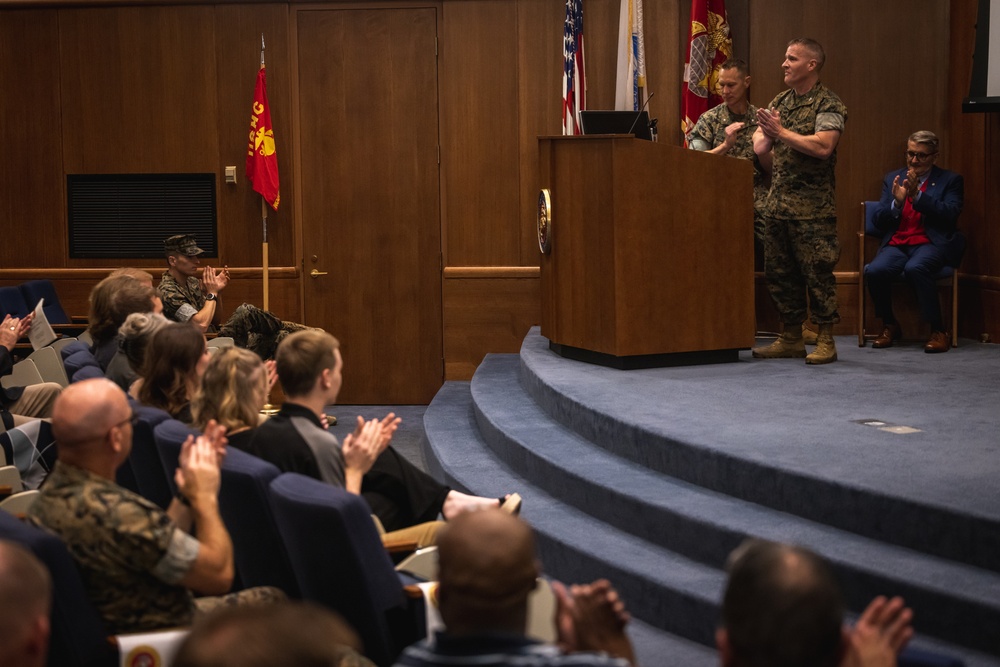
[113,412,138,429]
[905,151,936,161]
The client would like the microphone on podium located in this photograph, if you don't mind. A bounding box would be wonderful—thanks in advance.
[627,92,655,137]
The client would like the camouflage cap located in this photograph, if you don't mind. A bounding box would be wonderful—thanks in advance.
[163,234,205,256]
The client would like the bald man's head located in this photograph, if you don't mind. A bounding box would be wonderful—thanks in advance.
[52,378,132,469]
[436,509,539,635]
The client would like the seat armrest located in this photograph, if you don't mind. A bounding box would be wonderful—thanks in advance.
[382,537,420,554]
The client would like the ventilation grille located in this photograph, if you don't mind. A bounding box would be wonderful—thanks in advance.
[68,173,217,258]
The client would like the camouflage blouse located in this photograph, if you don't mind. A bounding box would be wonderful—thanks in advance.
[28,461,199,634]
[764,82,847,220]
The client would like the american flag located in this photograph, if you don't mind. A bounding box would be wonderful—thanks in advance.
[562,0,586,135]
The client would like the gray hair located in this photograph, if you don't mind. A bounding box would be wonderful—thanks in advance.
[118,311,170,372]
[908,130,939,153]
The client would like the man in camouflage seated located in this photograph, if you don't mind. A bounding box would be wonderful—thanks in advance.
[28,378,282,634]
[159,234,311,359]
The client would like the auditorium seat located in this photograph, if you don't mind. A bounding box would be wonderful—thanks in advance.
[122,403,175,509]
[216,447,301,597]
[19,279,72,325]
[0,511,189,667]
[0,510,114,666]
[268,472,423,667]
[60,342,103,383]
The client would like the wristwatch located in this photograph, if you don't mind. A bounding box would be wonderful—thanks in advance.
[204,293,218,301]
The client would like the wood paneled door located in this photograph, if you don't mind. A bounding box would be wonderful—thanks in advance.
[297,7,443,404]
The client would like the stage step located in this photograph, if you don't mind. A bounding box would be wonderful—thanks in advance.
[518,328,999,575]
[424,381,723,660]
[470,354,1000,657]
[424,373,1000,666]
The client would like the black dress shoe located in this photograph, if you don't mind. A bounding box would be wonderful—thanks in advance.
[924,331,951,353]
[872,323,901,348]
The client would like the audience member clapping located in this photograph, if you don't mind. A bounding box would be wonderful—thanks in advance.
[191,346,274,437]
[394,508,636,666]
[718,539,913,667]
[135,322,210,423]
[2,312,60,431]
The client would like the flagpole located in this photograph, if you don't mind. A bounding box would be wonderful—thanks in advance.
[259,33,270,312]
[262,197,269,311]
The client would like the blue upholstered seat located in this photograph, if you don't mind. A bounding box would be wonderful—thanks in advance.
[0,511,113,667]
[268,472,419,666]
[217,447,301,597]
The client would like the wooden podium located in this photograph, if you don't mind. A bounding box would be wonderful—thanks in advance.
[538,135,755,368]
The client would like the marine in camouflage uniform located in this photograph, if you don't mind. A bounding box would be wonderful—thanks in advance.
[761,82,846,327]
[28,460,198,633]
[28,461,283,634]
[751,39,845,364]
[689,101,770,242]
[159,234,312,359]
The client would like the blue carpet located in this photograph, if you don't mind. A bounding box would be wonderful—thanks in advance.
[422,328,1000,666]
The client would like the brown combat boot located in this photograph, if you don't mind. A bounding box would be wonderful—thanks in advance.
[752,323,807,358]
[802,323,819,345]
[805,324,837,364]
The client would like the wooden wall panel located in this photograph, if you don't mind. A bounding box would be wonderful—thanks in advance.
[443,272,540,380]
[576,0,622,112]
[440,0,520,266]
[59,6,220,174]
[516,0,563,265]
[213,4,295,269]
[641,0,683,146]
[0,10,65,268]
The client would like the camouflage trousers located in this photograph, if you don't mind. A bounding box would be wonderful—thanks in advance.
[763,216,841,325]
[218,303,312,360]
[194,585,286,617]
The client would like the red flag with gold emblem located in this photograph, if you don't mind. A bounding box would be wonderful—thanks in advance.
[681,0,732,146]
[246,66,280,210]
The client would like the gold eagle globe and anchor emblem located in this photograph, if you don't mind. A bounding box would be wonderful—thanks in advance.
[537,189,552,254]
[687,10,733,99]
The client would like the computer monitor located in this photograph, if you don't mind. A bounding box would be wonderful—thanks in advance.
[580,110,653,140]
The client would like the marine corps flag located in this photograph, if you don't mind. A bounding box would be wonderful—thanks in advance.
[246,65,280,210]
[681,0,732,145]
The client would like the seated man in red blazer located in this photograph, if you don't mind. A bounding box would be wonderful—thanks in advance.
[866,131,964,353]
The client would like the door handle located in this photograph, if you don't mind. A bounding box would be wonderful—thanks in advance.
[310,269,329,278]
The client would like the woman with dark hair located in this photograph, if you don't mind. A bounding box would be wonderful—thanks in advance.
[87,274,162,369]
[136,322,210,423]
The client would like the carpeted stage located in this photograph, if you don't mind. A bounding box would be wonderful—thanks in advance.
[421,327,1000,667]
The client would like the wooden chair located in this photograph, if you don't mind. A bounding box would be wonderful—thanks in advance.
[857,201,959,347]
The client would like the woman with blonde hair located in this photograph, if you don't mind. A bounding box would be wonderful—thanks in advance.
[191,347,273,441]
